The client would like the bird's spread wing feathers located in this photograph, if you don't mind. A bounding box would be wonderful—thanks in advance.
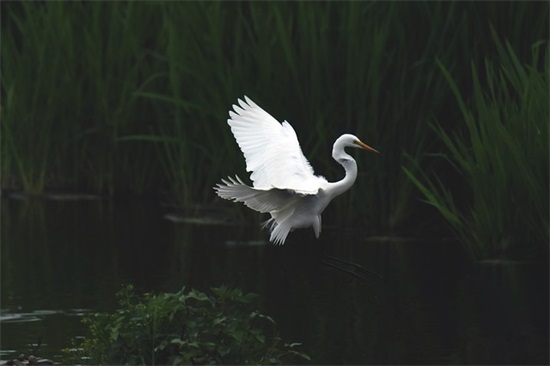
[228,96,324,194]
[214,176,296,213]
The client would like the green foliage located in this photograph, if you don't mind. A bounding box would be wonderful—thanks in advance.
[65,285,310,365]
[404,32,549,260]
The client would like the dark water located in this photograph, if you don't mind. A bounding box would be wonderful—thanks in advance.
[1,197,548,365]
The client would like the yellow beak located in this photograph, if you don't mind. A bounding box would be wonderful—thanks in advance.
[355,140,381,154]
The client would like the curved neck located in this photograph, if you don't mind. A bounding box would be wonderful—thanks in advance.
[327,150,358,199]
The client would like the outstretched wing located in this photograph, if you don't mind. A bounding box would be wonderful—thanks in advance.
[228,96,325,194]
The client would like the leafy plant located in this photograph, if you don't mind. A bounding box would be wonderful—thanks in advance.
[65,285,310,365]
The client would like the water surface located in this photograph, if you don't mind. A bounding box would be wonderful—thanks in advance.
[1,197,548,364]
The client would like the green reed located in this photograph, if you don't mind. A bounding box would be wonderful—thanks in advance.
[2,2,69,194]
[405,32,548,260]
[1,2,161,195]
[1,2,547,240]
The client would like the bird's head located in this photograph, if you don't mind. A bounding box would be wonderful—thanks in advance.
[334,134,380,155]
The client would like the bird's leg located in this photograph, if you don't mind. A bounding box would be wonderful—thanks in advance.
[321,254,382,285]
[319,243,382,285]
[323,254,381,278]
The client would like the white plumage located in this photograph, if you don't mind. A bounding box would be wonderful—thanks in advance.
[214,96,379,245]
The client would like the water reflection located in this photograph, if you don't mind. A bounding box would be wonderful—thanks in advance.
[1,197,548,364]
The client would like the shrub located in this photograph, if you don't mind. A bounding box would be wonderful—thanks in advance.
[65,285,309,365]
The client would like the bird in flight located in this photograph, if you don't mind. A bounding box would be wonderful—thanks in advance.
[214,96,380,245]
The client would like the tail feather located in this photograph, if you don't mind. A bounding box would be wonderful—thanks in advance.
[269,220,292,245]
[261,218,291,245]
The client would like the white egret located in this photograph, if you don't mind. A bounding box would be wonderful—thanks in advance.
[214,96,380,246]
